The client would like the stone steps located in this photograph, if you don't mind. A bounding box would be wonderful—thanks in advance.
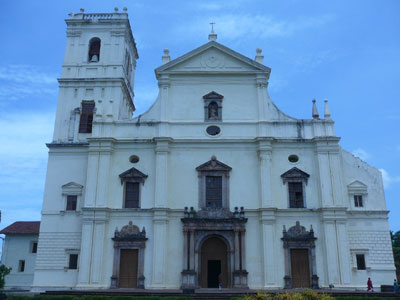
[43,289,400,299]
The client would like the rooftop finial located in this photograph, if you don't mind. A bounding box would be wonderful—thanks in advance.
[80,8,85,13]
[312,99,319,119]
[162,48,171,65]
[255,48,264,64]
[324,99,331,119]
[208,22,217,41]
[123,7,128,12]
[114,7,119,12]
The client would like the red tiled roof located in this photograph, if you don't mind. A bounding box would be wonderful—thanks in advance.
[0,221,40,235]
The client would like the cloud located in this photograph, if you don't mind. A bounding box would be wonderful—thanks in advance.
[379,169,400,189]
[134,84,159,115]
[0,111,54,231]
[352,148,371,161]
[0,64,58,102]
[178,14,335,41]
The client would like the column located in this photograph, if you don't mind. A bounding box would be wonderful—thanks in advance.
[183,229,188,270]
[257,138,273,208]
[154,138,171,208]
[234,229,240,271]
[151,210,168,287]
[240,229,246,271]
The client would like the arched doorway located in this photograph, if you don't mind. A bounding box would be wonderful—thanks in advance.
[200,237,228,288]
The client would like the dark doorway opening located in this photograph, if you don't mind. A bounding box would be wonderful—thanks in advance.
[290,248,310,288]
[200,237,228,288]
[207,260,221,288]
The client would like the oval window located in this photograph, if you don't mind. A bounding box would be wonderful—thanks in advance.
[206,126,221,136]
[129,155,139,163]
[288,154,299,163]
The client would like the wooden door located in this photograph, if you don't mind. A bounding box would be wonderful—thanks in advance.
[119,249,138,288]
[290,249,310,288]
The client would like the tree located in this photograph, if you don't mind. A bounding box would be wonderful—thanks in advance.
[0,264,11,290]
[391,230,400,280]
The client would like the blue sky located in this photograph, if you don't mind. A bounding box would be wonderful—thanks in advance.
[0,0,399,237]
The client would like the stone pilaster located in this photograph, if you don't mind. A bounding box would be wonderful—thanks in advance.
[260,210,277,287]
[154,138,172,208]
[257,138,273,208]
[151,209,168,288]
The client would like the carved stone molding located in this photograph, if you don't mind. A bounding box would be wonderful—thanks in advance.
[281,167,310,185]
[111,221,147,289]
[281,221,318,289]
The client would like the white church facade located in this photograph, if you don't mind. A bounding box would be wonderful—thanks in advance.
[29,9,396,291]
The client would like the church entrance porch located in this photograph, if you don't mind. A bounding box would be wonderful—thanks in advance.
[181,207,248,290]
[201,237,228,288]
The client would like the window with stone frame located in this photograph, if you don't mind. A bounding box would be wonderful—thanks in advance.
[69,254,78,269]
[79,101,95,133]
[196,156,232,209]
[203,91,223,122]
[354,195,363,207]
[281,167,310,209]
[206,176,223,208]
[347,180,368,209]
[61,182,83,214]
[125,182,140,208]
[356,254,366,270]
[66,195,77,211]
[288,182,304,208]
[119,167,148,209]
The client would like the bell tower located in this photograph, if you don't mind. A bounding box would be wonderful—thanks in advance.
[52,8,138,142]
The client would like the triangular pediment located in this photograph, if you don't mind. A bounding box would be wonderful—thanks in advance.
[62,182,83,189]
[203,91,224,100]
[347,180,367,188]
[119,167,148,184]
[155,41,270,77]
[196,156,232,172]
[347,180,368,194]
[281,167,310,183]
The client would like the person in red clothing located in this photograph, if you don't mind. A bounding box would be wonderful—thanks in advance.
[367,277,374,292]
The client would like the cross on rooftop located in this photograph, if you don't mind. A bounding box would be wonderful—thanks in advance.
[210,22,215,33]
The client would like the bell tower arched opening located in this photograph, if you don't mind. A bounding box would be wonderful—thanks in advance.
[200,236,228,288]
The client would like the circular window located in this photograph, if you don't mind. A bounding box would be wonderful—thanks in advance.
[129,155,140,163]
[206,125,221,136]
[288,154,299,163]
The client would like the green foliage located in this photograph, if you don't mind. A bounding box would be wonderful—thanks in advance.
[7,296,194,300]
[0,265,11,290]
[391,230,400,278]
[335,297,397,300]
[235,290,334,300]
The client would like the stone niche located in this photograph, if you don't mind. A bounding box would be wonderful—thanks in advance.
[181,206,248,290]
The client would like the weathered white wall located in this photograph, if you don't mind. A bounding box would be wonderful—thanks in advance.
[2,235,37,289]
